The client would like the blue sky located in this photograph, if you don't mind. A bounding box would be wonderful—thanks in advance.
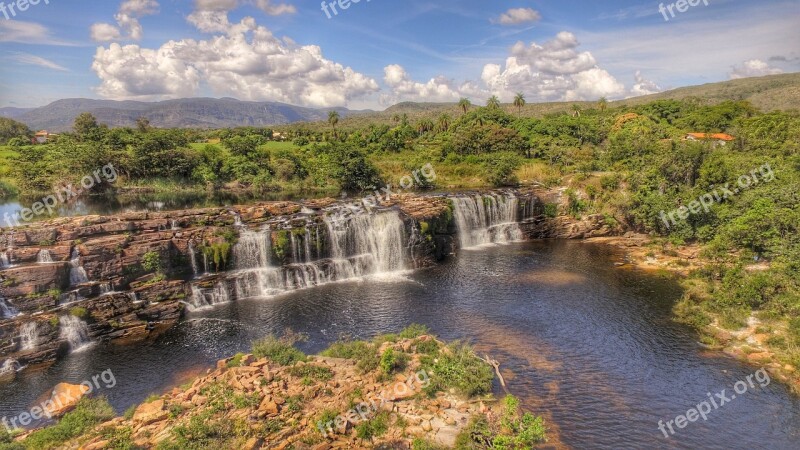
[0,0,798,109]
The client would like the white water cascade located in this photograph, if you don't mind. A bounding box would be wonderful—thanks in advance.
[450,193,524,248]
[187,284,231,311]
[188,241,200,278]
[20,322,40,351]
[59,315,91,351]
[37,250,54,263]
[226,210,408,301]
[0,296,18,319]
[69,248,89,285]
[0,251,9,268]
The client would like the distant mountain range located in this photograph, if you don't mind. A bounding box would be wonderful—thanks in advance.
[0,98,370,132]
[2,73,798,132]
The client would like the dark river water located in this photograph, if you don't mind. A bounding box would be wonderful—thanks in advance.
[1,241,798,449]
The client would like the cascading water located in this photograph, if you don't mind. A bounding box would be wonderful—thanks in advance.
[69,248,89,285]
[0,297,18,319]
[20,322,39,351]
[37,250,54,263]
[0,251,9,268]
[187,284,231,311]
[228,210,408,300]
[59,315,91,351]
[233,229,272,269]
[188,241,200,278]
[450,193,524,248]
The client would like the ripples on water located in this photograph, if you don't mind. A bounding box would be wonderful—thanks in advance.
[1,241,798,449]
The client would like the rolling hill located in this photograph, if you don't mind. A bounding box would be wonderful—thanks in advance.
[0,98,369,132]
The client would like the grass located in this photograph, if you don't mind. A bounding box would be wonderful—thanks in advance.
[287,364,334,381]
[321,340,380,373]
[454,395,547,449]
[421,341,495,398]
[251,335,307,366]
[11,397,115,450]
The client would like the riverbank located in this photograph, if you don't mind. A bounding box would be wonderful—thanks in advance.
[586,234,800,394]
[2,328,548,449]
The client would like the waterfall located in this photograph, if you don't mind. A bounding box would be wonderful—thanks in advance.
[20,322,39,351]
[450,193,523,248]
[0,297,18,319]
[229,210,408,300]
[37,250,54,263]
[0,251,9,268]
[233,229,272,269]
[188,241,200,277]
[187,284,231,311]
[99,282,114,295]
[171,220,179,230]
[59,315,91,351]
[69,248,89,285]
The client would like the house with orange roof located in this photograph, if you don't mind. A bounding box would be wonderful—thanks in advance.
[684,132,735,146]
[34,130,58,144]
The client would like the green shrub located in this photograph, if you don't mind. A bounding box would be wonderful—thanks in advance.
[321,340,379,373]
[287,364,333,381]
[398,324,430,339]
[69,307,88,319]
[355,411,389,441]
[252,335,306,366]
[141,251,162,273]
[422,342,494,397]
[379,348,408,375]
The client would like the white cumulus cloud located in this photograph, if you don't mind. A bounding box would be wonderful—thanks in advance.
[629,70,662,97]
[92,12,378,107]
[729,59,784,79]
[493,8,541,25]
[90,0,160,42]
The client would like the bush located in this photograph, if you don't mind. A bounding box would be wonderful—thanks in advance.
[321,340,379,373]
[355,411,389,441]
[379,348,408,375]
[422,342,494,397]
[69,307,89,319]
[252,335,306,366]
[141,251,162,273]
[398,324,430,339]
[287,364,333,381]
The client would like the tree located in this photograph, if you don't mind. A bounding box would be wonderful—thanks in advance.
[513,93,526,117]
[458,98,472,115]
[571,104,582,118]
[328,111,340,139]
[416,119,434,135]
[136,117,151,133]
[487,96,501,110]
[0,117,31,144]
[73,112,101,140]
[436,114,451,133]
[598,97,608,112]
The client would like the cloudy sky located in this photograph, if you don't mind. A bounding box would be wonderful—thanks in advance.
[0,0,798,109]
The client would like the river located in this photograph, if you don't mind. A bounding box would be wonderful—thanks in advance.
[1,240,797,449]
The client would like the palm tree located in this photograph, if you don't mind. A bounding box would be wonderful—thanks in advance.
[458,98,472,115]
[328,111,340,138]
[598,97,608,112]
[571,104,582,118]
[416,119,435,135]
[513,93,526,117]
[487,96,501,110]
[436,113,451,133]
